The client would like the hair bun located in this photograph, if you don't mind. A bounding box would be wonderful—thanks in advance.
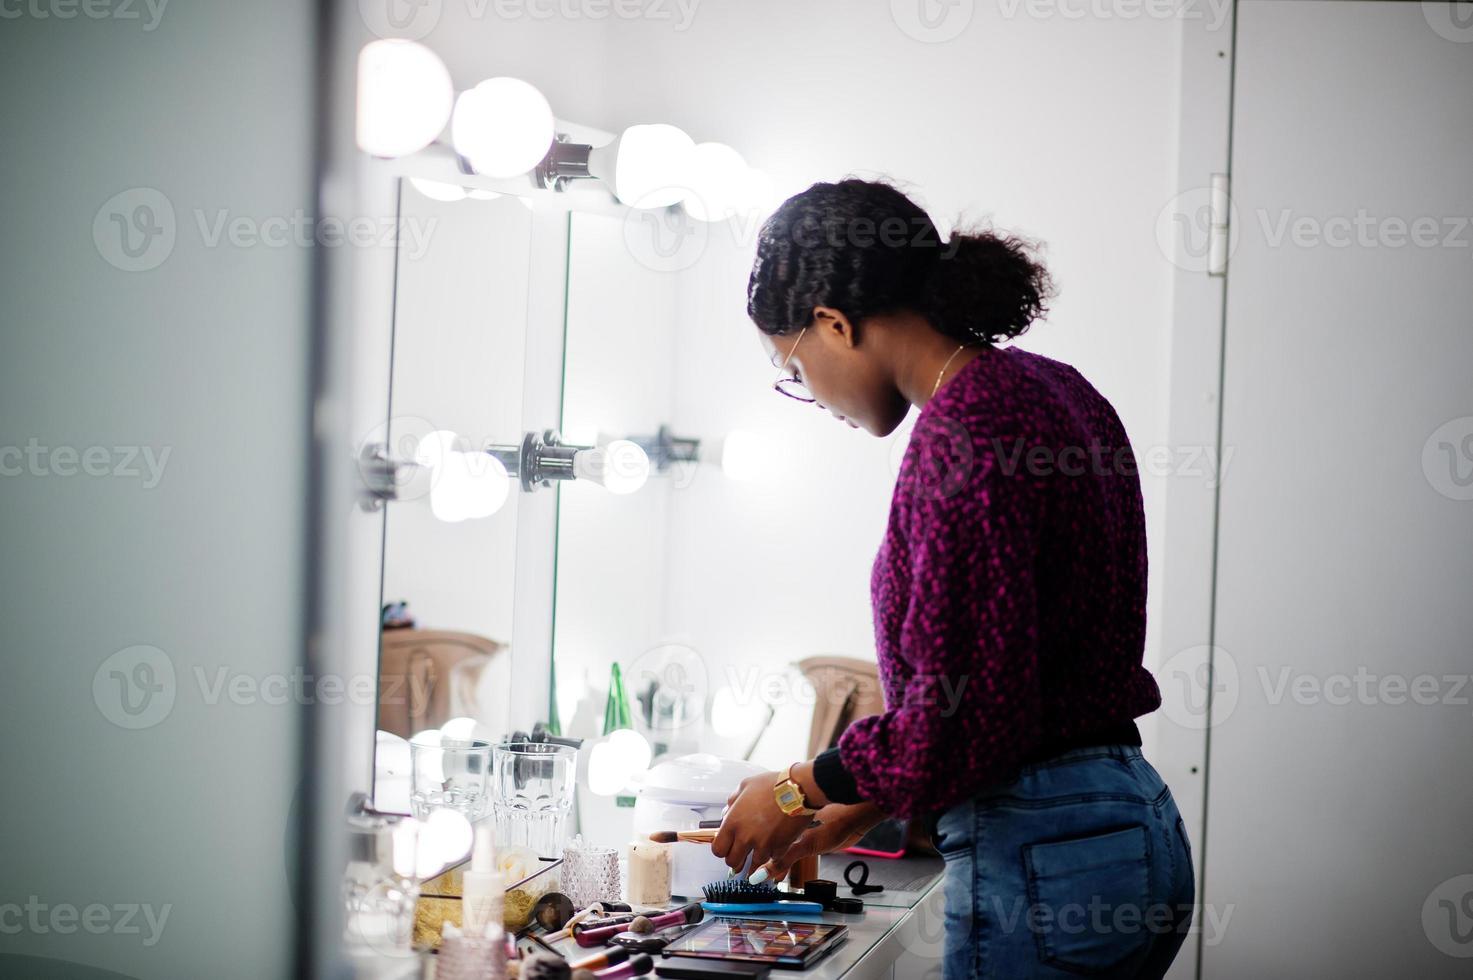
[920,230,1053,345]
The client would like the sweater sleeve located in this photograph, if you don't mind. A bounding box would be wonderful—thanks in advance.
[834,432,1043,819]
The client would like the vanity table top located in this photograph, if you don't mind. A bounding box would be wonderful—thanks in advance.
[531,856,946,980]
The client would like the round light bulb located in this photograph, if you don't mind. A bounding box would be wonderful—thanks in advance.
[410,729,445,785]
[603,440,650,494]
[587,728,652,796]
[421,809,474,874]
[440,716,484,745]
[356,40,453,158]
[452,77,555,179]
[413,429,463,470]
[573,440,650,495]
[409,178,468,202]
[710,685,753,738]
[683,142,750,223]
[719,430,768,482]
[429,451,510,523]
[613,123,694,208]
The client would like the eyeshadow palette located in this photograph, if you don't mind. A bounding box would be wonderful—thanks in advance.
[661,916,848,970]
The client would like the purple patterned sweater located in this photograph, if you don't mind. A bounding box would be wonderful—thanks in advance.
[812,346,1162,819]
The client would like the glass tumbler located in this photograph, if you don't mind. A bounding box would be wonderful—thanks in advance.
[409,732,492,819]
[491,740,577,858]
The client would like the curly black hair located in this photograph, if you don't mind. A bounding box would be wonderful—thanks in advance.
[746,178,1053,346]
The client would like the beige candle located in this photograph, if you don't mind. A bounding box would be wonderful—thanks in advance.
[626,840,673,905]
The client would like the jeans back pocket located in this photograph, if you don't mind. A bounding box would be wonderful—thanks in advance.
[1022,824,1153,975]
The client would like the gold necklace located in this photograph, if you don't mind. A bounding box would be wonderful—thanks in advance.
[930,344,969,399]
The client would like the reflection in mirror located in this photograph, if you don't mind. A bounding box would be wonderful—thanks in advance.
[553,212,716,845]
[372,179,534,815]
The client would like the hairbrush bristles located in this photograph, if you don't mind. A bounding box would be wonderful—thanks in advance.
[701,879,784,903]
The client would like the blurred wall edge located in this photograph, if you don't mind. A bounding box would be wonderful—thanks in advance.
[0,0,326,977]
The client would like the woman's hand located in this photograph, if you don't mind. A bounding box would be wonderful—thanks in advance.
[711,771,813,877]
[766,802,886,880]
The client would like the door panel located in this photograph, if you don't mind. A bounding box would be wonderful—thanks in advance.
[1206,3,1473,976]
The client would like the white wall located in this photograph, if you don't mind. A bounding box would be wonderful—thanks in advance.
[0,3,316,977]
[596,2,1186,761]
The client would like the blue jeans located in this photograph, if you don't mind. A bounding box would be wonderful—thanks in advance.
[932,745,1195,979]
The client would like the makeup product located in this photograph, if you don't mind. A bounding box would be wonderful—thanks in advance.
[533,893,578,931]
[627,841,674,904]
[646,829,717,845]
[654,960,772,979]
[592,901,633,913]
[571,946,631,972]
[575,904,704,947]
[785,855,819,890]
[545,906,598,943]
[519,952,574,980]
[830,897,863,915]
[578,912,637,931]
[799,879,836,910]
[594,953,653,979]
[662,918,848,970]
[608,930,670,953]
[699,880,824,916]
[463,823,507,937]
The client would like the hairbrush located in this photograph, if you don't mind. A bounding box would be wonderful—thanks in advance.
[699,879,824,915]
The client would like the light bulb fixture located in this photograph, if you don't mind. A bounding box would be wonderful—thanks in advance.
[573,439,650,495]
[538,123,695,207]
[717,429,770,482]
[488,430,649,495]
[628,424,701,474]
[452,77,555,179]
[356,40,453,158]
[360,429,656,509]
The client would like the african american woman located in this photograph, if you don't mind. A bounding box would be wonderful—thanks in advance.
[711,179,1195,979]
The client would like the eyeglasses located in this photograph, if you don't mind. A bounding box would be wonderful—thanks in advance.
[771,326,816,403]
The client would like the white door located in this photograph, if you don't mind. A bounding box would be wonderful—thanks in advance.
[1203,3,1473,976]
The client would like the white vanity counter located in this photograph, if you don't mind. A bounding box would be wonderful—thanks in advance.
[532,856,948,980]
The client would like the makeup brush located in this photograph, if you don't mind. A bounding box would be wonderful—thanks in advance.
[646,829,718,844]
[573,903,704,947]
[518,946,631,980]
[650,819,818,844]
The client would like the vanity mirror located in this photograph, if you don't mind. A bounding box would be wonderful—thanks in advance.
[370,179,534,815]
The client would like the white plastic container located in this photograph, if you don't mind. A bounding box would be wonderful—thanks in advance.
[631,753,765,898]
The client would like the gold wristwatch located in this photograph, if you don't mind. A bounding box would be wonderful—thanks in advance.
[773,763,819,817]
